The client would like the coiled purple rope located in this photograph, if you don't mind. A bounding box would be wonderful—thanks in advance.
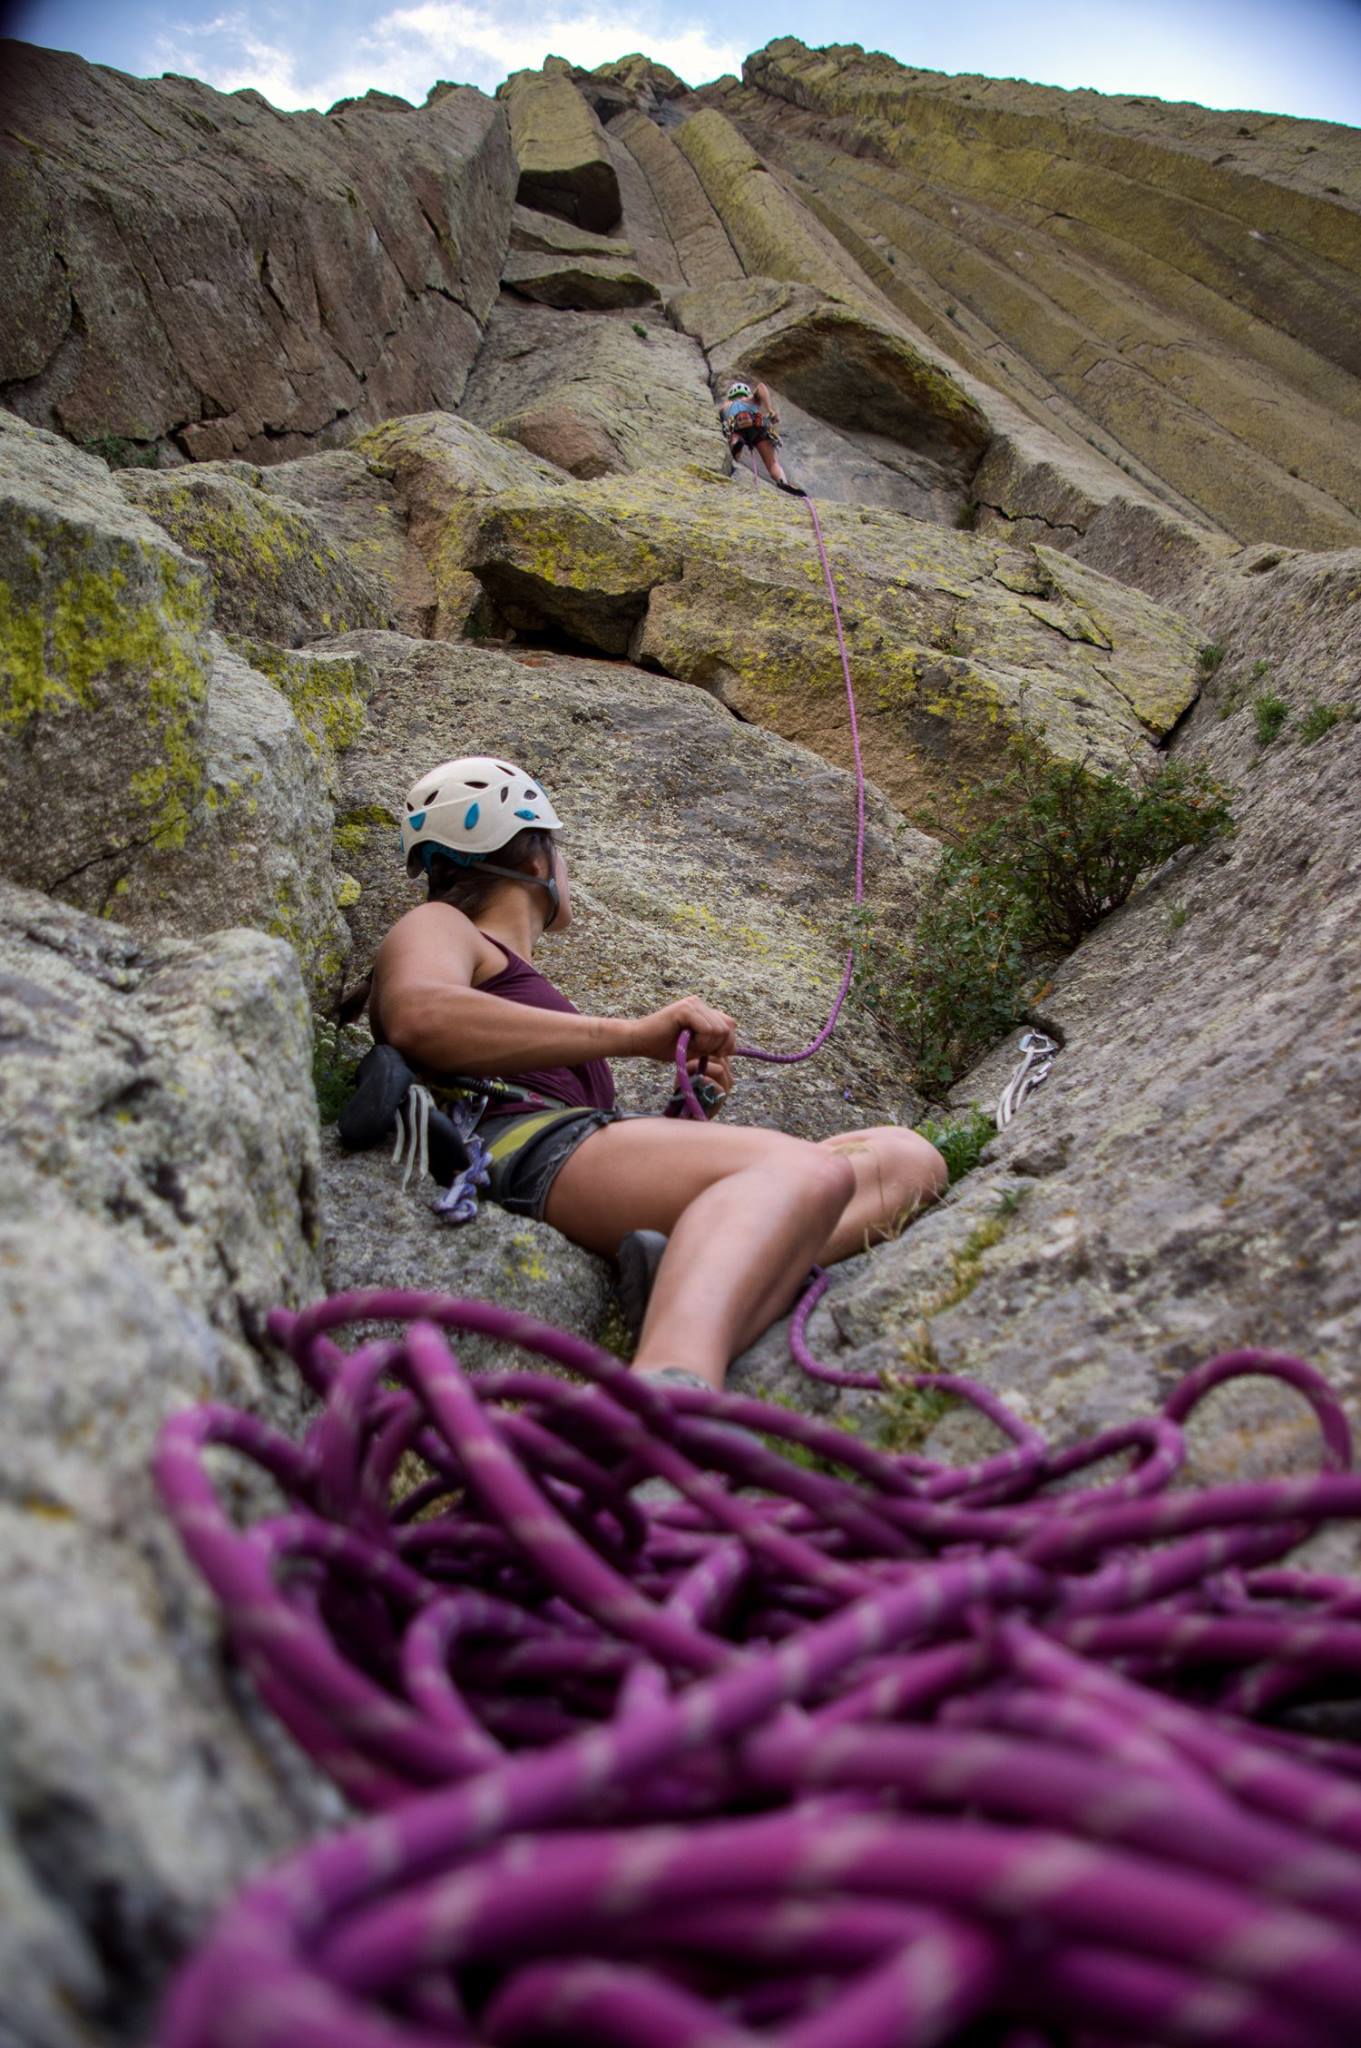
[154,1288,1361,2047]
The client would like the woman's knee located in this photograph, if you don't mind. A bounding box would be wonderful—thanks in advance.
[886,1127,949,1206]
[794,1143,857,1219]
[832,1125,949,1210]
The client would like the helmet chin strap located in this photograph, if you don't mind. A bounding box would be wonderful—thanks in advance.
[419,843,562,930]
[473,861,561,931]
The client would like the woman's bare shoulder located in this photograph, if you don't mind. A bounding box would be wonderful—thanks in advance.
[370,906,505,1042]
[376,899,487,975]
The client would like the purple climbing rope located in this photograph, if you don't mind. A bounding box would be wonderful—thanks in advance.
[155,1290,1361,2048]
[672,469,865,1117]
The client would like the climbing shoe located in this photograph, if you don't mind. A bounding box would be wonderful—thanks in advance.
[776,480,807,496]
[616,1229,668,1341]
[338,1043,415,1150]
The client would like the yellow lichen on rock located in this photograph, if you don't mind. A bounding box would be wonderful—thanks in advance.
[0,416,214,894]
[357,413,566,637]
[674,107,872,303]
[467,466,1201,811]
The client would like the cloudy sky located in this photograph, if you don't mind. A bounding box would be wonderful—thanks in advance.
[4,0,1360,124]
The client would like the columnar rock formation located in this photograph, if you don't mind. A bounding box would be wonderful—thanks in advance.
[1,33,1359,2048]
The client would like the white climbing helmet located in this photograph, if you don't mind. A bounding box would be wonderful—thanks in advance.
[726,381,753,400]
[400,755,562,875]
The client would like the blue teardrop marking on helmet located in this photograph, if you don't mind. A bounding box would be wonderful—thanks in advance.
[514,808,538,820]
[463,802,480,830]
[408,810,427,831]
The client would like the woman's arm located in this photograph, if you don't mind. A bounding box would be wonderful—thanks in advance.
[373,904,736,1075]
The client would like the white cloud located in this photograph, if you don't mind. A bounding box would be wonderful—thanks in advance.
[150,2,743,111]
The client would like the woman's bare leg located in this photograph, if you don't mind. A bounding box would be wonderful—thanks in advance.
[542,1119,946,1389]
[817,1126,949,1263]
[755,437,790,486]
[544,1121,851,1387]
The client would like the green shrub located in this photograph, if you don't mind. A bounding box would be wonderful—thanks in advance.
[858,732,1233,1092]
[957,739,1235,952]
[1251,658,1271,679]
[856,862,1030,1096]
[914,1108,996,1183]
[1297,703,1349,744]
[1197,643,1226,676]
[1253,693,1289,745]
[955,500,980,531]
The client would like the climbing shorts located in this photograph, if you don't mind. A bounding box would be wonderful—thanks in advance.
[730,424,773,450]
[483,1105,633,1219]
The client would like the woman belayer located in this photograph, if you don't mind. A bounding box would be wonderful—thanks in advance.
[361,755,946,1394]
[719,379,805,495]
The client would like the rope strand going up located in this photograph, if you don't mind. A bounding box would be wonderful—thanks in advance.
[672,462,867,1114]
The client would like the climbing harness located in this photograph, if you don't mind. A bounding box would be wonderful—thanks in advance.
[345,1045,573,1229]
[996,1028,1059,1129]
[156,1292,1361,2048]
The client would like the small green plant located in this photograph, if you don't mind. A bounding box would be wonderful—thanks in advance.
[756,1390,863,1475]
[1166,902,1189,932]
[312,1018,361,1124]
[631,321,648,338]
[915,1108,996,1183]
[1197,643,1227,676]
[1251,658,1271,679]
[1253,693,1289,745]
[857,731,1233,1092]
[876,1373,952,1455]
[955,500,980,531]
[992,1185,1026,1217]
[83,433,159,471]
[1297,703,1349,744]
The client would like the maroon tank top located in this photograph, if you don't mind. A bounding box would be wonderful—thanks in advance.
[474,946,615,1118]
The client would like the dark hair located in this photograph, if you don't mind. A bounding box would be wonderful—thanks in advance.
[424,826,556,920]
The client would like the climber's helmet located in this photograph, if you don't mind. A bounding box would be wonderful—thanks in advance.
[726,381,754,401]
[400,755,562,878]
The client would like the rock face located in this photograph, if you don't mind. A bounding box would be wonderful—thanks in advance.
[0,412,361,996]
[465,465,1202,810]
[498,63,622,231]
[709,38,1361,552]
[0,883,335,2048]
[0,412,212,901]
[744,545,1361,1495]
[0,40,515,461]
[2,32,1361,2048]
[460,301,720,479]
[324,629,933,1140]
[118,465,391,645]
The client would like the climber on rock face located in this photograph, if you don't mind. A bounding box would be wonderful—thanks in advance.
[365,756,947,1395]
[719,379,806,495]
